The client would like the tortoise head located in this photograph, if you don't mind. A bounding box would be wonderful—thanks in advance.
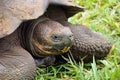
[31,18,74,57]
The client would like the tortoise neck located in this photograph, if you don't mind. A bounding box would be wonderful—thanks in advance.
[20,18,50,58]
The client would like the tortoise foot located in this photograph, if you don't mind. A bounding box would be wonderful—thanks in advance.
[35,56,56,67]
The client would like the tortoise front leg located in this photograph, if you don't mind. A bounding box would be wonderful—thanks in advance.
[34,56,56,67]
[0,47,36,80]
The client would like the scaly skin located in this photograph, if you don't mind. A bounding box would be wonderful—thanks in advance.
[0,17,73,79]
[45,5,112,62]
[63,23,112,62]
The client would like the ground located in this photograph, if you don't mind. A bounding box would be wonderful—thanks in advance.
[36,0,120,80]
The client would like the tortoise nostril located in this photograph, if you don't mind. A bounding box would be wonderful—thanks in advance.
[64,35,74,46]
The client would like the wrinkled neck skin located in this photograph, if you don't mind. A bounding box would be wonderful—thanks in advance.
[19,20,43,58]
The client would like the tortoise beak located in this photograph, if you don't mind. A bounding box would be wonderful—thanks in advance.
[59,34,74,53]
[51,34,74,54]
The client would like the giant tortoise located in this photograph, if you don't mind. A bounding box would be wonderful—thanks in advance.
[0,0,112,80]
[0,0,84,80]
[0,16,74,80]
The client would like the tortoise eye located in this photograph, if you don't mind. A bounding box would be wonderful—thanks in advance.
[52,35,58,39]
[51,34,61,42]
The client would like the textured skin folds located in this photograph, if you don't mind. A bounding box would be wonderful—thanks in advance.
[65,24,112,61]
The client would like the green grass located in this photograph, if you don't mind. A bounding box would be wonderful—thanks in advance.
[36,0,120,80]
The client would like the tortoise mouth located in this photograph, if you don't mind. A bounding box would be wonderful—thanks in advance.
[35,43,71,55]
[58,46,71,53]
[32,39,72,57]
[52,45,71,53]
